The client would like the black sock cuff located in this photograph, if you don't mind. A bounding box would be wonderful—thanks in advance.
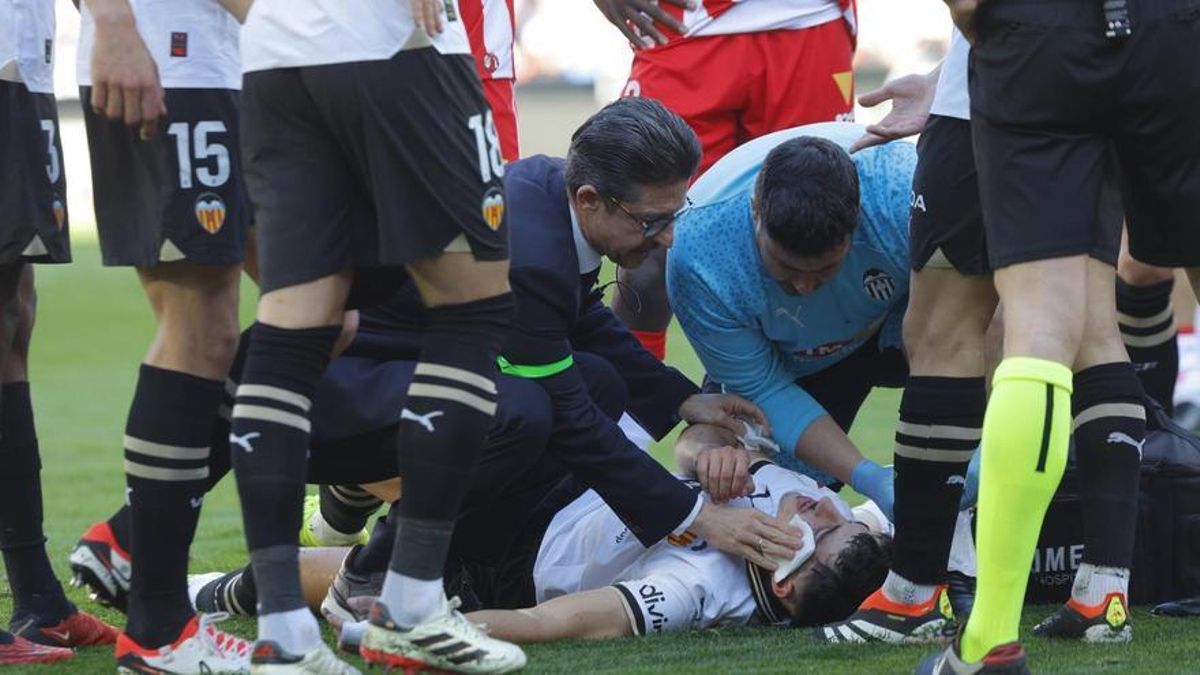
[239,323,341,398]
[1072,362,1146,415]
[125,367,225,485]
[0,382,38,475]
[130,365,225,439]
[390,516,454,580]
[0,382,33,440]
[899,377,987,421]
[1116,277,1174,316]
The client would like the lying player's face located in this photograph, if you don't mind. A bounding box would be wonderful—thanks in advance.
[594,181,690,269]
[755,226,851,295]
[772,492,869,603]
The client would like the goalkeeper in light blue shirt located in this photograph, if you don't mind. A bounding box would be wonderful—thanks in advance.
[667,122,919,514]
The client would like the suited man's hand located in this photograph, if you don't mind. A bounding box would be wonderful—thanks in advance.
[689,502,803,570]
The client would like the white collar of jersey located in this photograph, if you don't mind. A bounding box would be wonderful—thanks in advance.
[569,205,603,275]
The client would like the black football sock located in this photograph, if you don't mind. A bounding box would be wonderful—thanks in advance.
[387,294,512,614]
[124,366,224,647]
[1072,363,1145,569]
[104,505,132,553]
[194,565,257,617]
[891,377,985,588]
[0,383,74,621]
[1116,278,1178,414]
[230,323,340,616]
[100,326,248,553]
[319,485,383,535]
[353,509,396,575]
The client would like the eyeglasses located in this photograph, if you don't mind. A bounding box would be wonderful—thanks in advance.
[609,196,694,239]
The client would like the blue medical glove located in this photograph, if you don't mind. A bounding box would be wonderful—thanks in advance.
[850,459,894,520]
[958,448,981,511]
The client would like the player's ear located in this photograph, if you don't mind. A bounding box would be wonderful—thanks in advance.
[771,578,793,599]
[575,185,604,213]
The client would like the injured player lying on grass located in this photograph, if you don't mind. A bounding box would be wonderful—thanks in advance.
[187,422,973,645]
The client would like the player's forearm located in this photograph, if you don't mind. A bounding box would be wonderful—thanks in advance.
[83,0,136,26]
[216,0,252,23]
[467,590,633,643]
[674,422,740,476]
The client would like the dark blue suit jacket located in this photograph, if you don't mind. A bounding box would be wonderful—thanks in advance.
[347,155,700,546]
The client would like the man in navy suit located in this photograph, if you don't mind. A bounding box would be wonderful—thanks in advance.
[117,99,804,627]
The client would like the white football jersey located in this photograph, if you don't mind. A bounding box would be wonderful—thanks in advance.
[533,462,853,634]
[240,0,470,73]
[0,0,56,94]
[684,0,845,39]
[77,0,241,90]
[930,28,969,121]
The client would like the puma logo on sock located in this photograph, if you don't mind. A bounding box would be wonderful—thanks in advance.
[401,408,444,432]
[229,431,261,453]
[1106,431,1145,456]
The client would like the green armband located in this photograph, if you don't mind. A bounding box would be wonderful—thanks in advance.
[496,354,574,379]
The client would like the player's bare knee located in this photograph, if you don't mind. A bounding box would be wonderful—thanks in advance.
[994,258,1088,363]
[257,271,351,328]
[1118,245,1174,287]
[1075,261,1128,369]
[3,271,37,383]
[409,255,510,308]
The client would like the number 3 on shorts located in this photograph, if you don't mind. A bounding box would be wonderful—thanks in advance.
[468,110,504,183]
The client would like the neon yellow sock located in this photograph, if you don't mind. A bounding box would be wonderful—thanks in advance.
[961,357,1072,662]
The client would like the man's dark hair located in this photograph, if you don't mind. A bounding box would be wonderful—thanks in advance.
[565,97,701,202]
[788,532,893,627]
[754,136,860,258]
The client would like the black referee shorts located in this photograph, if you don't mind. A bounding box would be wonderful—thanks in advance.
[911,114,1119,274]
[241,47,509,302]
[970,0,1200,269]
[0,82,70,264]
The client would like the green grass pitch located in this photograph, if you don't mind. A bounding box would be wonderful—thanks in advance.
[1,241,1195,673]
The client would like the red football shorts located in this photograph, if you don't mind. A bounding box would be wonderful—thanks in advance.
[483,77,520,163]
[623,21,855,174]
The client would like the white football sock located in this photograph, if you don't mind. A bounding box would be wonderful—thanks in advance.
[1070,563,1129,607]
[310,508,361,544]
[378,571,445,628]
[258,607,322,655]
[881,570,938,606]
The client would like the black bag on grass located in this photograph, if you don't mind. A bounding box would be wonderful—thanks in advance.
[1026,399,1200,604]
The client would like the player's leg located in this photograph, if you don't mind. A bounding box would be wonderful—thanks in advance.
[0,82,77,664]
[119,260,241,644]
[73,82,253,670]
[229,273,348,657]
[820,114,993,643]
[227,57,368,666]
[73,323,247,609]
[931,4,1113,667]
[1116,234,1178,412]
[0,267,118,649]
[1033,257,1142,642]
[367,251,512,621]
[614,35,742,358]
[958,256,1084,664]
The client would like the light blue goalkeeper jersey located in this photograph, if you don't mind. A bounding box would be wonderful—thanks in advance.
[667,123,916,472]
